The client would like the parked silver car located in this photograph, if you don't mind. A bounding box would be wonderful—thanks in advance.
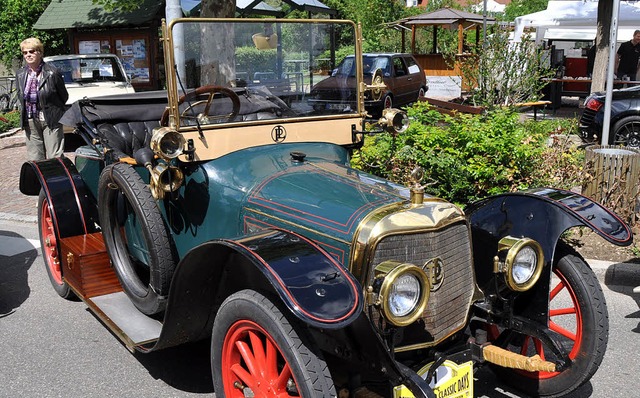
[44,54,135,105]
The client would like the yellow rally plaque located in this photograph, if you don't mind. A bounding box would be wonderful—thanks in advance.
[393,360,473,398]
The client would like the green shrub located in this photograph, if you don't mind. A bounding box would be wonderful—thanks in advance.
[235,46,278,81]
[353,103,583,206]
[0,110,20,133]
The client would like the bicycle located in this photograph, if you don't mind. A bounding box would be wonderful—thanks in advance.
[0,77,19,113]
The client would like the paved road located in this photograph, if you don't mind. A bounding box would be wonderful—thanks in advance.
[1,218,639,398]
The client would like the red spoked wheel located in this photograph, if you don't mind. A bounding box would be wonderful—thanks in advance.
[38,191,75,299]
[488,244,608,397]
[212,290,336,397]
[222,320,298,397]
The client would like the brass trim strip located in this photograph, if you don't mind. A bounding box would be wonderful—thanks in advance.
[245,207,352,246]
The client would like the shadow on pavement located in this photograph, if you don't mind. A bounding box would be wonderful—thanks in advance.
[0,231,38,317]
[132,338,214,394]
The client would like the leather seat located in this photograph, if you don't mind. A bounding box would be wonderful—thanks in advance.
[97,120,160,158]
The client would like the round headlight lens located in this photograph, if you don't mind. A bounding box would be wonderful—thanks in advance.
[387,273,421,317]
[512,245,538,285]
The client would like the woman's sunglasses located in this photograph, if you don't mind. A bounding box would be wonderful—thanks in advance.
[22,49,38,55]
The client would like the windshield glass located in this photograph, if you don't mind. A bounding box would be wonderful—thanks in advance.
[48,56,127,84]
[169,19,359,127]
[337,55,390,77]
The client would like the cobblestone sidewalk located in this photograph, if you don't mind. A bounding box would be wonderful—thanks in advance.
[0,130,38,223]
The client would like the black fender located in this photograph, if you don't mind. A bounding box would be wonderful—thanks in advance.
[19,157,99,237]
[151,228,364,350]
[150,228,434,397]
[465,187,632,322]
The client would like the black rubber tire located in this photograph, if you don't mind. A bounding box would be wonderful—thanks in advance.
[0,94,9,112]
[418,86,426,100]
[38,191,76,300]
[492,243,608,397]
[211,290,336,397]
[611,115,640,148]
[383,94,393,109]
[98,163,176,315]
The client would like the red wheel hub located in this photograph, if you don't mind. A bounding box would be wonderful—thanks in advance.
[40,199,62,285]
[221,320,299,397]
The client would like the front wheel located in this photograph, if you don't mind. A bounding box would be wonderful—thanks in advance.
[211,290,336,397]
[489,244,608,397]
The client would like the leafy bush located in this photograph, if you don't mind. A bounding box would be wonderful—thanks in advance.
[353,102,583,205]
[235,46,278,81]
[0,110,20,133]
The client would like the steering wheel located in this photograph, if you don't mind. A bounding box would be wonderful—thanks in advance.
[161,85,241,127]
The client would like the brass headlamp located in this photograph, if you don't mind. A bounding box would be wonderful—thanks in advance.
[494,236,545,292]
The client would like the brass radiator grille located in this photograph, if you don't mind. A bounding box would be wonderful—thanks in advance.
[368,223,475,345]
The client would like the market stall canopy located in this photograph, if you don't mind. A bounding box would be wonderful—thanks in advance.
[387,7,496,54]
[182,0,336,17]
[389,7,496,28]
[470,0,506,14]
[513,1,640,42]
[34,0,163,30]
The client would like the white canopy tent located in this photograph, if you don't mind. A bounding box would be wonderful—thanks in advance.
[513,1,640,43]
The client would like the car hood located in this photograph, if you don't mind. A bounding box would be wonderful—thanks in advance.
[243,160,408,243]
[312,75,374,92]
[65,82,135,105]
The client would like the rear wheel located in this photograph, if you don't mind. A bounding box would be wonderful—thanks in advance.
[417,86,426,100]
[211,290,336,397]
[612,115,640,148]
[98,163,176,315]
[488,244,608,397]
[38,191,75,299]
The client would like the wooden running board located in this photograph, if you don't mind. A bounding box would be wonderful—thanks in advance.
[60,233,161,350]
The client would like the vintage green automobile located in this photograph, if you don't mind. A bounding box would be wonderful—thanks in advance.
[20,18,632,398]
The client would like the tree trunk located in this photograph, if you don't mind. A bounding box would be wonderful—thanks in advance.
[199,0,236,86]
[591,1,613,93]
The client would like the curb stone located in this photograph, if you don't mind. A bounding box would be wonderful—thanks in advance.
[0,127,21,139]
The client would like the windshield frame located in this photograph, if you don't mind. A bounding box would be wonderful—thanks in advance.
[162,17,365,131]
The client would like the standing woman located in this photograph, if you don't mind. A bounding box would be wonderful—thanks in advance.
[16,38,68,160]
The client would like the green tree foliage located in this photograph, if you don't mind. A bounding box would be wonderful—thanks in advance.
[502,0,548,21]
[458,28,554,108]
[0,0,66,72]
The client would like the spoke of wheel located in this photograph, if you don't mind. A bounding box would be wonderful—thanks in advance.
[534,338,546,360]
[550,306,576,316]
[265,337,279,380]
[249,330,266,377]
[236,338,260,378]
[549,279,564,301]
[275,362,293,392]
[549,320,577,341]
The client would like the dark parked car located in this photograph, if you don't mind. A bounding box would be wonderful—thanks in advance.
[19,18,632,398]
[580,85,640,147]
[309,53,427,115]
